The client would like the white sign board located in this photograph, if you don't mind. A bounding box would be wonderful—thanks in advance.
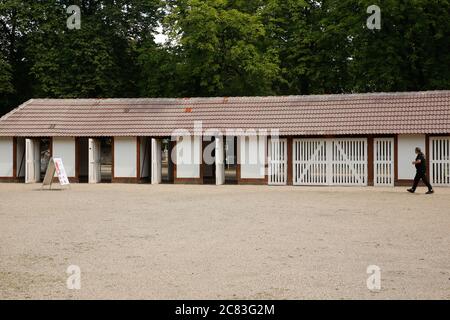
[42,157,70,189]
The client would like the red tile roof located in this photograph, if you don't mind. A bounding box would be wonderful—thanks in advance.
[0,91,449,137]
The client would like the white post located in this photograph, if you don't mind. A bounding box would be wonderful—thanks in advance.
[25,138,40,183]
[151,138,162,184]
[25,138,34,183]
[34,140,40,182]
[215,136,225,185]
[88,138,101,183]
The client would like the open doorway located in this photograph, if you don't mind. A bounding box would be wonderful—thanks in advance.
[100,138,113,182]
[82,137,113,183]
[39,138,52,181]
[16,138,26,182]
[139,137,151,183]
[24,137,51,183]
[225,136,238,184]
[77,138,89,183]
[203,137,216,184]
[161,138,174,183]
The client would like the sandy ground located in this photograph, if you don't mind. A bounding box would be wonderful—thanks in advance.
[0,183,449,300]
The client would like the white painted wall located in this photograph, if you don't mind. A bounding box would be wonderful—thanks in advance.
[52,137,76,177]
[176,136,201,178]
[397,134,426,179]
[239,135,266,179]
[114,137,137,178]
[0,137,14,177]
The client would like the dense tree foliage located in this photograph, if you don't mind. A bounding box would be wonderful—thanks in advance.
[1,0,449,115]
[0,53,12,95]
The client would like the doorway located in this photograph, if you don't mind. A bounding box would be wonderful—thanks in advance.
[139,137,151,183]
[77,138,89,183]
[25,138,52,183]
[39,138,52,181]
[203,137,216,184]
[225,136,238,184]
[16,138,26,181]
[161,138,174,183]
[86,137,113,183]
[100,138,113,182]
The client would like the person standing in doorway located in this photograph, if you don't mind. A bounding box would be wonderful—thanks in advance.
[407,147,434,194]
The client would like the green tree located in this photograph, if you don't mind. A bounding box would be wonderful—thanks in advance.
[2,0,450,118]
[162,0,280,96]
[348,0,450,92]
[26,0,161,98]
[0,0,161,115]
[263,0,450,94]
[137,42,189,97]
[262,0,316,94]
[0,54,13,95]
[0,0,33,114]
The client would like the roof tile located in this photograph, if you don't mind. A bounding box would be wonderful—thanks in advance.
[1,91,449,137]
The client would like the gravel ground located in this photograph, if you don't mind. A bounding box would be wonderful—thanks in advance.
[0,183,449,300]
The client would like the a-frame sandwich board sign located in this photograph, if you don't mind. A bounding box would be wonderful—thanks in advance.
[42,157,70,190]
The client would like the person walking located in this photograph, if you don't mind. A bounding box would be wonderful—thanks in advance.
[407,147,434,194]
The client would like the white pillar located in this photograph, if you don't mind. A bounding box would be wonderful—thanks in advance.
[88,138,101,183]
[215,136,225,185]
[151,138,162,184]
[25,138,40,183]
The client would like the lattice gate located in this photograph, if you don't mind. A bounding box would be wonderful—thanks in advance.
[430,137,450,186]
[268,138,288,185]
[293,139,327,185]
[331,138,368,186]
[293,138,368,186]
[374,138,395,186]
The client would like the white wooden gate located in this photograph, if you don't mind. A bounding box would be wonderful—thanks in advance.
[374,138,395,186]
[293,138,368,186]
[331,138,367,186]
[293,139,327,185]
[25,138,40,183]
[89,138,101,183]
[268,138,287,185]
[430,137,450,186]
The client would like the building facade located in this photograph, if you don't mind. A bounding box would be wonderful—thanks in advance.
[0,91,449,187]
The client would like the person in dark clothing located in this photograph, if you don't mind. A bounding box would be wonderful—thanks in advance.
[407,147,434,194]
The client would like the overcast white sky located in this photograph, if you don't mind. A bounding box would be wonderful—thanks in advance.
[154,25,168,44]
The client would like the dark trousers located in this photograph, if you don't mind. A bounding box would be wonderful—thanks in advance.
[412,171,433,191]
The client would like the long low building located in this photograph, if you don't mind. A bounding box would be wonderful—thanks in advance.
[0,91,449,187]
